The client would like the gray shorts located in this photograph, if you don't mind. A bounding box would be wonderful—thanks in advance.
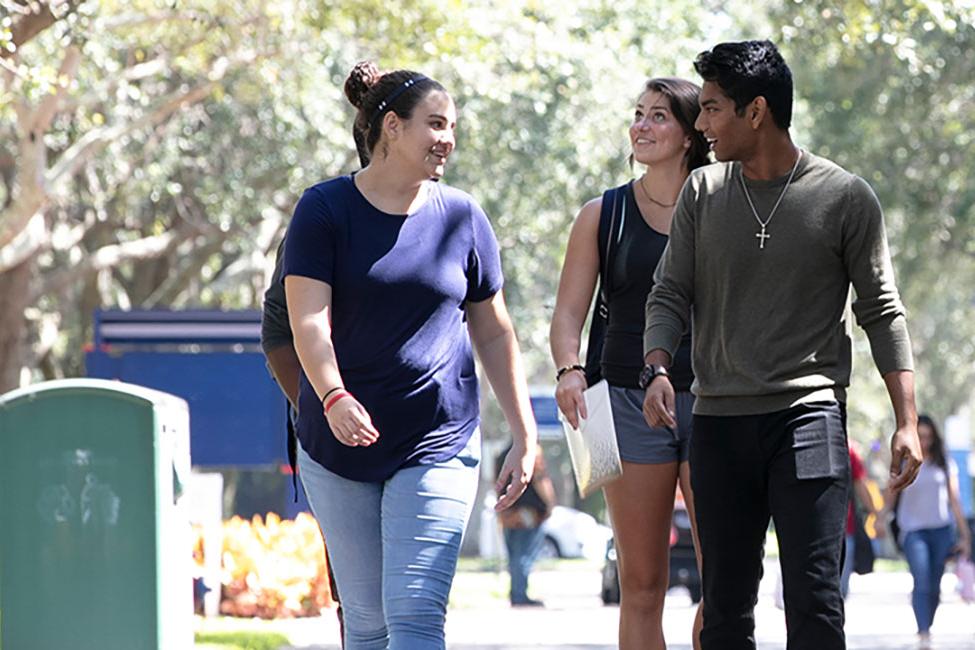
[609,386,694,464]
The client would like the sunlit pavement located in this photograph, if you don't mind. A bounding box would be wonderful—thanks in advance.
[278,560,974,649]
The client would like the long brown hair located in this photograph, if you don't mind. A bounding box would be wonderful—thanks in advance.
[640,77,710,171]
[918,414,947,471]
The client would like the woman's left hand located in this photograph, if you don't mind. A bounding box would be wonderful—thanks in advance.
[494,444,535,511]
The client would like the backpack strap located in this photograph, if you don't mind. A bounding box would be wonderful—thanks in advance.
[584,183,628,387]
[596,183,628,308]
[286,405,299,502]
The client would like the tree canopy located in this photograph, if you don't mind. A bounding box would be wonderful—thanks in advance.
[771,0,975,428]
[2,0,973,437]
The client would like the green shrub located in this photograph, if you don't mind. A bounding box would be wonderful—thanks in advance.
[194,630,290,650]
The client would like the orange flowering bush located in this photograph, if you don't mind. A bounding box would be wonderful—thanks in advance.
[202,512,334,618]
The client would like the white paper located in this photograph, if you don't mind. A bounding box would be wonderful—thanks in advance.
[559,379,622,498]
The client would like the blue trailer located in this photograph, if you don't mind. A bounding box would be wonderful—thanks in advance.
[85,309,308,517]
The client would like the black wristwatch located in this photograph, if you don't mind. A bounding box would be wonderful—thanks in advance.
[638,364,670,390]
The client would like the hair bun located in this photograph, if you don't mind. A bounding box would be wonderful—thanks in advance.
[344,61,382,109]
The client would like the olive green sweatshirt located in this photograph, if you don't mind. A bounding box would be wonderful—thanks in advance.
[644,151,913,416]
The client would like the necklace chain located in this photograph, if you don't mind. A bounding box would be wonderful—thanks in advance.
[638,174,677,208]
[738,149,802,250]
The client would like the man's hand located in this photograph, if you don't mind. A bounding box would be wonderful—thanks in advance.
[643,376,676,429]
[882,370,920,494]
[888,425,922,493]
[495,443,536,511]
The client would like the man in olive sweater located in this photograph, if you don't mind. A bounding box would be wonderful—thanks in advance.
[642,40,922,650]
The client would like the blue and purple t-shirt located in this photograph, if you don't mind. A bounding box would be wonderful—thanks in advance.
[282,175,503,481]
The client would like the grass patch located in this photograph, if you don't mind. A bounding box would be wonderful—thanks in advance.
[194,630,290,650]
[456,556,506,573]
[873,557,909,572]
[456,556,601,573]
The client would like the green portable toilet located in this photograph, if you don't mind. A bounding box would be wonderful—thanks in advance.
[0,379,192,650]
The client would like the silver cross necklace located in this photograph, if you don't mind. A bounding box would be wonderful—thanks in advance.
[738,149,803,249]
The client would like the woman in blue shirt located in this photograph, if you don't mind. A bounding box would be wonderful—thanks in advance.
[283,62,538,649]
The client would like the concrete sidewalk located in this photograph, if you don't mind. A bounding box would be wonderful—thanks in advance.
[270,559,973,649]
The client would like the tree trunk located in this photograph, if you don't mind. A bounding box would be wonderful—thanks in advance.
[0,258,35,394]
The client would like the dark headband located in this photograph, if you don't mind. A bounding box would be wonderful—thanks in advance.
[369,75,429,128]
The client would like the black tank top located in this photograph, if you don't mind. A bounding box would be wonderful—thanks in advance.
[601,183,693,390]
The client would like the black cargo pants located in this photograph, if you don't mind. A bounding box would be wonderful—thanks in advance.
[691,401,850,650]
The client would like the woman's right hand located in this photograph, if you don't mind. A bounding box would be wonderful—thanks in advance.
[325,396,380,447]
[555,369,588,429]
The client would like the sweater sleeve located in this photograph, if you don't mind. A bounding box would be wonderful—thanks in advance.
[644,176,696,360]
[844,176,914,374]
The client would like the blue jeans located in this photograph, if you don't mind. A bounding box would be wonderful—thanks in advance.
[503,525,544,603]
[840,533,855,598]
[903,525,954,634]
[297,432,480,650]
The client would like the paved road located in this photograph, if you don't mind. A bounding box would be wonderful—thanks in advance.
[275,560,974,649]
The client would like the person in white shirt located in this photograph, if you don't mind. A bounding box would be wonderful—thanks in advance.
[885,414,971,648]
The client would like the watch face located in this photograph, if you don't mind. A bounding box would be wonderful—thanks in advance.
[638,366,653,389]
[639,365,668,389]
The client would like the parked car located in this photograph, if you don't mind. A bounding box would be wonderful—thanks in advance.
[538,505,613,561]
[600,503,701,604]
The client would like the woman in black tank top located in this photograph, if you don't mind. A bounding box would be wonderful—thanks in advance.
[550,78,710,650]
